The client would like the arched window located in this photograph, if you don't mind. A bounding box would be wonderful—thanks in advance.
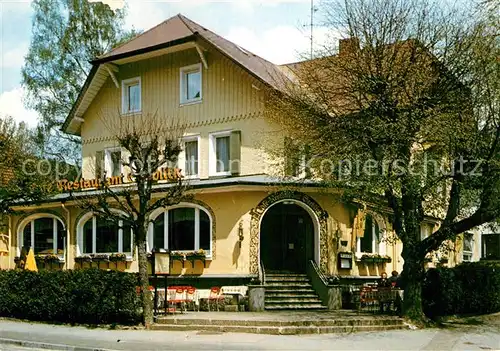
[19,216,65,256]
[357,214,381,254]
[149,205,211,256]
[78,214,132,256]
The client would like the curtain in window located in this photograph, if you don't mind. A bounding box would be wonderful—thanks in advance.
[23,224,31,249]
[186,71,201,100]
[110,151,121,177]
[199,210,210,251]
[360,215,373,253]
[122,224,132,253]
[128,84,140,111]
[185,140,198,176]
[216,136,230,172]
[153,213,165,250]
[83,220,93,254]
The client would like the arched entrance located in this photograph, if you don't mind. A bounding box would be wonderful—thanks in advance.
[260,202,315,272]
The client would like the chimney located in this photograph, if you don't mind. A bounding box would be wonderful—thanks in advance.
[339,37,360,55]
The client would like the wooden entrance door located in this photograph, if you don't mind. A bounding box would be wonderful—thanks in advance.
[260,203,314,272]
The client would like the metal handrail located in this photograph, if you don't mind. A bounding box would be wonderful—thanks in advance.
[309,260,328,285]
[259,259,266,285]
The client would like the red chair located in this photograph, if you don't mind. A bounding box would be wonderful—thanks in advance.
[185,287,197,311]
[208,287,223,311]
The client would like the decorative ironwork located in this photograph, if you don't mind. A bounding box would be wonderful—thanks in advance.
[249,190,329,274]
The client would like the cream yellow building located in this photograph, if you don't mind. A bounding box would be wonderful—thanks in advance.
[5,14,480,309]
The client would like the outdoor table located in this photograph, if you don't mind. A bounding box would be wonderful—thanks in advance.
[220,286,248,305]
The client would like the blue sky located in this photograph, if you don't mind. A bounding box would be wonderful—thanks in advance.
[0,0,331,127]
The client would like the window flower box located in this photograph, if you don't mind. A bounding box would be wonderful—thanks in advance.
[91,254,110,262]
[36,254,64,264]
[75,255,92,264]
[109,253,127,262]
[360,254,392,264]
[170,250,208,268]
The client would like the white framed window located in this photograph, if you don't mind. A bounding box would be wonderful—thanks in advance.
[105,147,122,177]
[357,215,380,254]
[482,233,500,260]
[148,204,212,257]
[121,77,141,114]
[462,232,473,262]
[18,215,65,258]
[209,131,231,176]
[180,63,202,104]
[178,135,200,178]
[77,213,133,257]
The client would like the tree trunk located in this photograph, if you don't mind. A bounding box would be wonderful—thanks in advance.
[137,236,153,327]
[401,253,426,321]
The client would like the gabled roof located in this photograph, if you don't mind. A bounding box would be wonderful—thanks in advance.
[62,14,290,135]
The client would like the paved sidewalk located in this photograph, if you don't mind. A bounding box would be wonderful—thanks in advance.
[0,318,498,350]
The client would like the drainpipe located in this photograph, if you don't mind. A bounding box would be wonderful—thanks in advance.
[61,203,70,270]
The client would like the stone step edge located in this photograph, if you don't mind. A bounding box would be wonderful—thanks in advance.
[151,324,408,335]
[264,297,322,305]
[155,317,404,327]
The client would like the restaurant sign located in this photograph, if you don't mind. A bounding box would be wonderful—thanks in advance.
[56,167,182,192]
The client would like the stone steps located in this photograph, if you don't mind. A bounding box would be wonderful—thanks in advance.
[155,316,404,327]
[264,272,326,310]
[265,297,324,304]
[266,293,319,299]
[264,304,327,310]
[152,319,407,335]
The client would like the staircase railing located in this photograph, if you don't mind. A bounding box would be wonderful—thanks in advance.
[307,260,333,309]
[259,259,266,285]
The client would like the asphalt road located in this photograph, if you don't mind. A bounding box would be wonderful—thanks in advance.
[0,318,498,350]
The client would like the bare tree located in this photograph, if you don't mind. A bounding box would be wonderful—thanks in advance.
[267,0,499,320]
[75,112,189,327]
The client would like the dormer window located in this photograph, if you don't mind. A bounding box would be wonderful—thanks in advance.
[121,77,141,114]
[180,64,202,104]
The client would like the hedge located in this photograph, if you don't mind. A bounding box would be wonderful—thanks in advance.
[423,262,500,318]
[0,269,141,325]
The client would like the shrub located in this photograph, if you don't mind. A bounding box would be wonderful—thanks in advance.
[423,262,500,318]
[0,269,141,325]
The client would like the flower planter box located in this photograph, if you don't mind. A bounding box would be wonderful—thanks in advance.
[109,253,127,262]
[359,255,392,264]
[75,256,92,264]
[170,252,208,268]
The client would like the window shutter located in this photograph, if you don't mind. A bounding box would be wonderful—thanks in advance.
[95,151,104,179]
[230,131,241,176]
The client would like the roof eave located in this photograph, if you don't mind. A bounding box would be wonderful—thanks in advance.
[61,64,99,135]
[91,34,197,65]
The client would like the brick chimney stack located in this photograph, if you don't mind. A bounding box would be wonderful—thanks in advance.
[339,37,360,55]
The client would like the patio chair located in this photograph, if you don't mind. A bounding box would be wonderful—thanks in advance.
[166,287,187,313]
[359,286,378,312]
[185,287,198,311]
[208,287,223,311]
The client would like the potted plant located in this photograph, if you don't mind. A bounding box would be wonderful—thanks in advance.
[91,253,110,262]
[170,251,186,261]
[186,249,206,259]
[360,253,392,264]
[109,253,127,262]
[43,254,63,263]
[75,255,92,264]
